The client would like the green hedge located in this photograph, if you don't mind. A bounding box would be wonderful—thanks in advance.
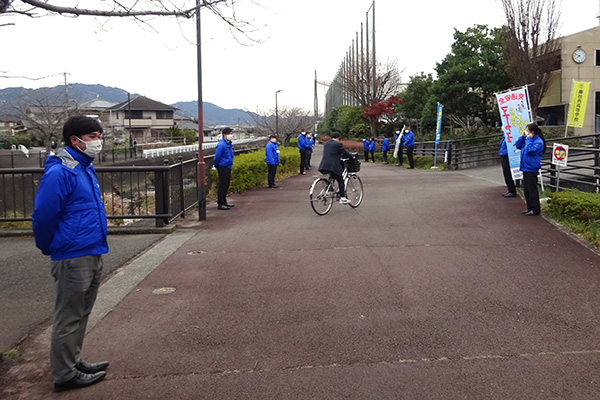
[546,189,600,221]
[208,147,300,198]
[545,189,600,247]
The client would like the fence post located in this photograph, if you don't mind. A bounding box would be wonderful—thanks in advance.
[594,134,600,193]
[154,159,170,227]
[178,156,185,217]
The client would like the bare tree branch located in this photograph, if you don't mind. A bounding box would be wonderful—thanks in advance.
[501,0,562,120]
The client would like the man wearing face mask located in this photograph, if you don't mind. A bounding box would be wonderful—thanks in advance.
[214,127,235,210]
[32,116,109,392]
[265,134,280,188]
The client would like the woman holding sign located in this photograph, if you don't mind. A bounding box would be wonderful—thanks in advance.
[515,123,546,216]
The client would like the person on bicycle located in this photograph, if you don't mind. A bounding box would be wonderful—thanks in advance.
[318,132,355,205]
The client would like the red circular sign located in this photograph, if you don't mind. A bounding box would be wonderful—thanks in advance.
[554,146,566,161]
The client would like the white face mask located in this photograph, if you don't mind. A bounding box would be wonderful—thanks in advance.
[270,138,277,143]
[76,136,102,157]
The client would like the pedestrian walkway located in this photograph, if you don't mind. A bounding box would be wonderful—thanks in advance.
[2,149,600,399]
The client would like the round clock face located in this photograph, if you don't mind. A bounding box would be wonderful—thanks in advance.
[573,49,586,63]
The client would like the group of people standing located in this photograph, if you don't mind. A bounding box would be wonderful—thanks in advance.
[297,129,315,174]
[362,125,415,169]
[499,122,546,216]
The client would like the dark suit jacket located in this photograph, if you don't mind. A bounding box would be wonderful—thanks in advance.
[318,139,352,175]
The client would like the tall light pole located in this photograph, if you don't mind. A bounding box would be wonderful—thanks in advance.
[275,89,283,139]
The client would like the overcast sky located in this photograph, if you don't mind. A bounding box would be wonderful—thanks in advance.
[1,0,598,113]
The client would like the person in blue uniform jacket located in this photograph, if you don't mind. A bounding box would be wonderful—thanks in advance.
[32,116,110,392]
[362,138,370,162]
[368,138,376,162]
[265,134,280,188]
[381,135,390,164]
[297,129,310,174]
[319,132,355,204]
[307,133,315,168]
[214,127,235,210]
[515,123,546,216]
[401,125,415,169]
[499,135,517,197]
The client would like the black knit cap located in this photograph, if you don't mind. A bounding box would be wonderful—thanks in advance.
[62,116,103,147]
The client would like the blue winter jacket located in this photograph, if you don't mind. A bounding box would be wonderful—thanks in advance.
[363,140,369,151]
[32,147,108,260]
[214,138,234,169]
[382,138,390,152]
[297,134,309,151]
[265,141,280,165]
[498,135,508,156]
[401,130,414,147]
[515,135,545,172]
[368,140,375,151]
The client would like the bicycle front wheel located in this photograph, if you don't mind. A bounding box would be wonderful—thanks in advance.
[346,174,363,208]
[310,178,334,215]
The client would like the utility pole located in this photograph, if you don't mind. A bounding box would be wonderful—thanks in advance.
[196,0,207,221]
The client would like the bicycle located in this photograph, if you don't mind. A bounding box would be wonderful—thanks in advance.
[309,155,364,216]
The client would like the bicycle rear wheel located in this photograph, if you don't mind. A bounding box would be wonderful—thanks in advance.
[310,178,334,215]
[346,174,363,208]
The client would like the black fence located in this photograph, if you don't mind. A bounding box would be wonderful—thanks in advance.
[417,133,600,193]
[0,139,265,228]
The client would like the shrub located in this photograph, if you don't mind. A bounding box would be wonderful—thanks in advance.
[208,147,301,198]
[545,189,600,247]
[546,189,600,221]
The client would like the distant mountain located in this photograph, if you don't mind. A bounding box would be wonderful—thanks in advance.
[0,83,258,127]
[172,101,258,126]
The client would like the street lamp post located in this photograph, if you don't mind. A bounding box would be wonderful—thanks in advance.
[275,90,283,139]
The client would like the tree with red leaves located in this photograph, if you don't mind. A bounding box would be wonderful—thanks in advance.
[363,96,402,135]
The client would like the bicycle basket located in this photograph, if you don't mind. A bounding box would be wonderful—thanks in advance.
[344,157,361,172]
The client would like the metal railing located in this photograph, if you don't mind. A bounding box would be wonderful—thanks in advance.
[0,138,265,228]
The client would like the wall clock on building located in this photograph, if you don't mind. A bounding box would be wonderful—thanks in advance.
[573,48,586,64]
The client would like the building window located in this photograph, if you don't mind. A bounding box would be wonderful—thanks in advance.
[596,49,600,66]
[156,111,173,119]
[125,110,143,119]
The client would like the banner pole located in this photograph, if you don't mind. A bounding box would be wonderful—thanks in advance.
[564,79,574,138]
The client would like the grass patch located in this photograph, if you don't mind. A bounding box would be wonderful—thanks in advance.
[544,189,600,248]
[2,348,19,361]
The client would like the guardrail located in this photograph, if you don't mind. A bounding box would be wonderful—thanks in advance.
[0,138,266,228]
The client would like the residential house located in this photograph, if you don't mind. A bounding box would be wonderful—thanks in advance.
[0,115,25,136]
[539,25,600,133]
[108,95,178,142]
[77,98,117,128]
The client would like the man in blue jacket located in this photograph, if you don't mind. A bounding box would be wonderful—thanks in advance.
[297,129,310,174]
[265,134,280,188]
[401,125,415,169]
[499,135,516,197]
[381,135,390,164]
[32,116,109,392]
[214,127,235,209]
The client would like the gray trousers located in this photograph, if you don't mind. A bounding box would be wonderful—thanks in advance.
[50,255,103,383]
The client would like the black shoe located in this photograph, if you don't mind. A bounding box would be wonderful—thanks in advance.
[225,203,235,208]
[76,360,109,374]
[270,185,279,188]
[408,167,414,169]
[503,192,516,198]
[54,371,106,393]
[502,191,510,196]
[521,209,531,214]
[218,205,230,210]
[524,211,540,216]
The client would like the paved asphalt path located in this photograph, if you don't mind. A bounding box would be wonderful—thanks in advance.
[2,146,600,399]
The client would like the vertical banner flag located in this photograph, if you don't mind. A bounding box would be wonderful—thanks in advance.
[495,87,531,181]
[433,103,444,167]
[567,81,590,128]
